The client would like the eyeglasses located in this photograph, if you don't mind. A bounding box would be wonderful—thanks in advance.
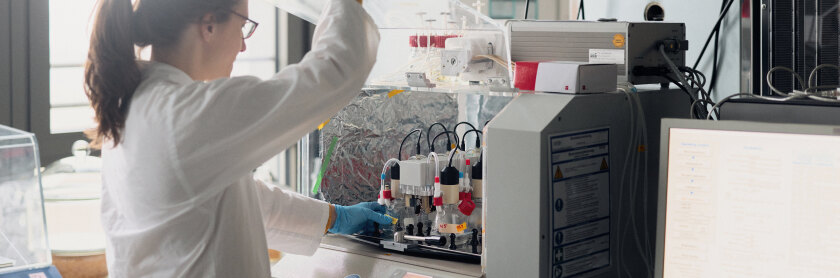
[227,9,259,39]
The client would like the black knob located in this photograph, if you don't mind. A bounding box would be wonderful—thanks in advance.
[406,224,414,236]
[425,224,432,237]
[395,222,403,232]
[416,222,424,237]
[449,233,457,250]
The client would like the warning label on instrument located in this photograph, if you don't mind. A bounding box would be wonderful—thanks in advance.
[549,128,610,278]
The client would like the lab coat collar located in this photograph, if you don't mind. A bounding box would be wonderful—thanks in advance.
[139,60,194,85]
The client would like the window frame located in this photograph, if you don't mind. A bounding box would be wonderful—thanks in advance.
[1,1,12,127]
[27,0,88,165]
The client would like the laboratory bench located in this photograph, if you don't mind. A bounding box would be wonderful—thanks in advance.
[270,235,483,278]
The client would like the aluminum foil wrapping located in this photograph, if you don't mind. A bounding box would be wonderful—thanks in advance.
[319,89,513,205]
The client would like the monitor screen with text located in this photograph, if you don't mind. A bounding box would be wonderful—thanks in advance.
[663,127,840,278]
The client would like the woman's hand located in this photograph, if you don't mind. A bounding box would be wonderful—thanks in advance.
[327,202,393,235]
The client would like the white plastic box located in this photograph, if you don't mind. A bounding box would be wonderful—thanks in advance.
[534,62,617,94]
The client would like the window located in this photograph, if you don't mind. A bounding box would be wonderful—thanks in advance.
[47,0,97,134]
[44,1,313,191]
[231,1,279,80]
[47,0,279,133]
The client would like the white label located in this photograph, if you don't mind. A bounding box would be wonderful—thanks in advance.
[553,173,610,228]
[549,128,611,276]
[550,129,609,152]
[588,49,625,64]
[555,218,610,246]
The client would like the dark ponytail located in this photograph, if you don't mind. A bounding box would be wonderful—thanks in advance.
[84,0,140,147]
[84,0,240,147]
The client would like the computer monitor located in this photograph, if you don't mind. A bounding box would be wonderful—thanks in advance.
[656,119,840,278]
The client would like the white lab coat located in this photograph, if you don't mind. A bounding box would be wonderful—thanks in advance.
[99,0,379,276]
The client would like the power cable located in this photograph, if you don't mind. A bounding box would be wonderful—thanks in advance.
[524,0,530,19]
[398,129,423,160]
[427,122,450,152]
[708,0,728,96]
[692,0,735,71]
[577,0,585,20]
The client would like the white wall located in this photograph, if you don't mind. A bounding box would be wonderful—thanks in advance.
[584,0,741,100]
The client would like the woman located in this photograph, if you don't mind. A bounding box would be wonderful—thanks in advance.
[84,0,390,276]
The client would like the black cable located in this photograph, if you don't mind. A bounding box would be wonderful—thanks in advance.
[684,67,707,88]
[448,142,458,168]
[680,67,720,119]
[453,122,478,136]
[416,129,423,155]
[706,93,753,120]
[680,67,711,102]
[453,122,479,150]
[680,68,701,90]
[664,75,707,118]
[432,131,460,152]
[577,0,585,20]
[664,75,697,103]
[692,0,735,70]
[460,129,483,150]
[427,122,449,152]
[399,129,422,160]
[524,0,530,19]
[689,99,716,119]
[679,67,710,98]
[708,0,727,96]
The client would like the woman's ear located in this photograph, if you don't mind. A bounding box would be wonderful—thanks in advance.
[199,13,217,42]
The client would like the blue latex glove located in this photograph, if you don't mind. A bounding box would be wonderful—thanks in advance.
[328,202,393,235]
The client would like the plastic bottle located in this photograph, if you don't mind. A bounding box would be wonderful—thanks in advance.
[433,166,469,249]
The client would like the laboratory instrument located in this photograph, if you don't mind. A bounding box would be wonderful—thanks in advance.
[719,98,840,125]
[261,1,698,277]
[744,0,840,96]
[507,20,687,85]
[483,89,689,278]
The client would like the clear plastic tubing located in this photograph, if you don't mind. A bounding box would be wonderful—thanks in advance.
[379,158,401,205]
[426,152,440,180]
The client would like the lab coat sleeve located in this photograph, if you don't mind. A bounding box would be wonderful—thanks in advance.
[253,178,330,256]
[166,0,379,204]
